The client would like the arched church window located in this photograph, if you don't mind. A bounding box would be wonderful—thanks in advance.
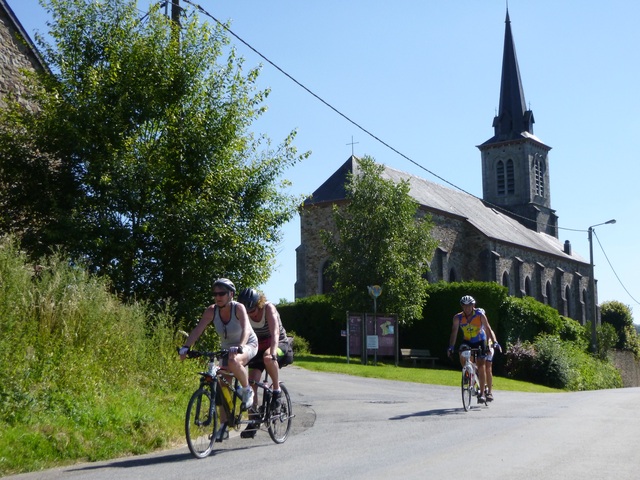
[502,271,509,293]
[565,285,571,318]
[534,155,545,196]
[525,276,531,296]
[496,160,505,195]
[546,281,553,307]
[449,268,456,282]
[506,159,515,194]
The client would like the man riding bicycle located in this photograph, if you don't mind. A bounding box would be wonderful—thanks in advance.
[448,295,500,403]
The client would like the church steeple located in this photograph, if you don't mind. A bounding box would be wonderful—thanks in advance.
[486,9,534,144]
[477,10,558,237]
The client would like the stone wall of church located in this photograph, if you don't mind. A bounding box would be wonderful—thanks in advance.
[295,202,339,299]
[0,4,43,110]
[297,203,593,325]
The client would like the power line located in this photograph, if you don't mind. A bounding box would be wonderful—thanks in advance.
[180,1,638,304]
[181,1,587,235]
[593,230,640,306]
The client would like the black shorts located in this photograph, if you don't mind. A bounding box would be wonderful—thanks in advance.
[461,340,489,359]
[247,339,291,372]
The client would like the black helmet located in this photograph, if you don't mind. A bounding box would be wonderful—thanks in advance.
[460,295,475,305]
[238,288,259,310]
[212,278,236,293]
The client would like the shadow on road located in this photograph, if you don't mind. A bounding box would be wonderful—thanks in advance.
[64,448,235,473]
[389,407,474,419]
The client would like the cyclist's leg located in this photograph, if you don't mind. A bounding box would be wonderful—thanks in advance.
[476,357,487,401]
[264,349,280,390]
[485,347,495,399]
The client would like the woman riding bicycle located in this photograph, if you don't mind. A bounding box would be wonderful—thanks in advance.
[179,278,258,410]
[447,295,500,403]
[237,288,290,438]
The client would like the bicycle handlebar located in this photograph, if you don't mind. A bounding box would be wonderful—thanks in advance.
[179,346,244,360]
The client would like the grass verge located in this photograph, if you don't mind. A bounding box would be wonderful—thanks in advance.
[294,354,562,393]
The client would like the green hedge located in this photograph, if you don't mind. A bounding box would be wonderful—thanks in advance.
[409,281,508,359]
[277,295,345,356]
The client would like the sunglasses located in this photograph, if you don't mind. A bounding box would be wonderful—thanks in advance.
[247,308,257,314]
[213,291,228,297]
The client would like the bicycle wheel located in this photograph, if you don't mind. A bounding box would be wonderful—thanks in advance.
[185,387,217,458]
[267,383,293,444]
[461,368,472,412]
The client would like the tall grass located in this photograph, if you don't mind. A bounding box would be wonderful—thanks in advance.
[0,237,195,475]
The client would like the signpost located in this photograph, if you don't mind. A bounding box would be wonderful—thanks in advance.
[367,285,382,365]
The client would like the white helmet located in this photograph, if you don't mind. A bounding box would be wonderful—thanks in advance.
[460,295,475,305]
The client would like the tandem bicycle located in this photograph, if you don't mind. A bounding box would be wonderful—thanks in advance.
[182,348,293,458]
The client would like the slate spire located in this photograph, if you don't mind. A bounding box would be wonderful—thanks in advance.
[487,9,534,143]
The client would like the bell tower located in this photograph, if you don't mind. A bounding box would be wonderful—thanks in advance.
[477,10,558,237]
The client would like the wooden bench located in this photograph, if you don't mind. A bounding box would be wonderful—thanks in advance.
[401,348,438,367]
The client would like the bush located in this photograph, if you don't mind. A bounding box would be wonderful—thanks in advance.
[502,334,623,390]
[287,330,311,355]
[499,296,563,344]
[502,340,537,382]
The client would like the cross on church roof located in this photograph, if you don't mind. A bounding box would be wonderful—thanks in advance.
[346,136,359,156]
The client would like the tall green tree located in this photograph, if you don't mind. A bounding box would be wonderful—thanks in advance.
[601,300,639,355]
[0,0,308,321]
[321,156,437,324]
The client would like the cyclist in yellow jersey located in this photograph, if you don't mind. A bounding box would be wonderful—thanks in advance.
[448,295,500,403]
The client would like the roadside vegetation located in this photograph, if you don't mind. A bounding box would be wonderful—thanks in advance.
[1,237,569,476]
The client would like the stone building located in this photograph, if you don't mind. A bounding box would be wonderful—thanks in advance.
[295,11,594,324]
[0,0,45,109]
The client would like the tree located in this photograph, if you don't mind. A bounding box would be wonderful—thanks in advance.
[0,0,308,321]
[601,300,639,355]
[321,156,437,325]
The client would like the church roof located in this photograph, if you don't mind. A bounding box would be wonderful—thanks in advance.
[305,156,586,264]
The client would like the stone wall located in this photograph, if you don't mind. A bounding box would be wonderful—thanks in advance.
[610,350,640,387]
[0,2,44,110]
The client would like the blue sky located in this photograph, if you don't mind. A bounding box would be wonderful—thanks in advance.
[7,1,640,321]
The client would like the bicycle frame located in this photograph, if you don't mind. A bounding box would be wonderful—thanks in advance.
[460,347,482,411]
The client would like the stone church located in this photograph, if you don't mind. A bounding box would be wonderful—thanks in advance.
[295,11,594,325]
[0,0,45,109]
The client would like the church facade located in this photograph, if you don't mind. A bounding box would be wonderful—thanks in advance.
[295,11,594,324]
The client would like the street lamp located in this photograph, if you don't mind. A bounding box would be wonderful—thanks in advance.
[588,219,616,353]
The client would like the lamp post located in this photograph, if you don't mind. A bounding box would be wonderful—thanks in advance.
[588,219,616,353]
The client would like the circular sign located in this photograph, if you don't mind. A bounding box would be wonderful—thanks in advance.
[368,285,382,298]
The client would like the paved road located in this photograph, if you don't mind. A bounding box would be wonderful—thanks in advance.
[8,366,640,480]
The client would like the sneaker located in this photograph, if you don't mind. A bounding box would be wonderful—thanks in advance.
[485,392,494,402]
[477,394,486,404]
[240,422,258,439]
[242,386,254,409]
[214,422,228,442]
[271,390,282,409]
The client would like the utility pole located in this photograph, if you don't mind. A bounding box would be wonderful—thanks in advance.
[170,0,180,27]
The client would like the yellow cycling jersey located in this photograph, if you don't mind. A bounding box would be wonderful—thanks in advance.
[457,308,486,343]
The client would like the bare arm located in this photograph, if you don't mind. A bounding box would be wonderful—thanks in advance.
[448,315,460,349]
[235,302,252,346]
[180,305,214,358]
[265,303,280,356]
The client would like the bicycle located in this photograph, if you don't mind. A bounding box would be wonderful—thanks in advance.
[459,345,485,412]
[183,348,293,458]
